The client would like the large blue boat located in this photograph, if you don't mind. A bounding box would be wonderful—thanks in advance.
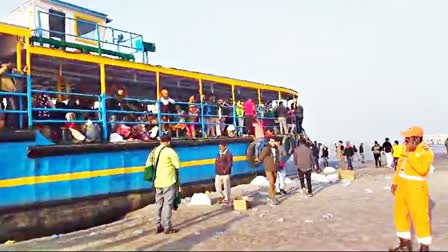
[0,0,298,241]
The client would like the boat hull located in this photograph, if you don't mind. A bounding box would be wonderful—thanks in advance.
[0,131,260,242]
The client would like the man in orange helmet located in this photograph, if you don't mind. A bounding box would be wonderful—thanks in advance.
[390,126,434,252]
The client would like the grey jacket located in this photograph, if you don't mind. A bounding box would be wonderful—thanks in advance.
[293,144,314,172]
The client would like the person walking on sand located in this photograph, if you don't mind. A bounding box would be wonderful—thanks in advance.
[321,145,329,168]
[258,136,280,205]
[293,137,314,197]
[352,143,358,162]
[275,137,289,196]
[215,143,233,205]
[445,138,448,157]
[383,138,394,168]
[337,140,345,169]
[146,135,180,234]
[344,141,355,170]
[390,126,434,252]
[359,143,365,163]
[392,140,403,170]
[372,141,382,168]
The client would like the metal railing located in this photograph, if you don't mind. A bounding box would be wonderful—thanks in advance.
[1,77,288,141]
[34,10,145,61]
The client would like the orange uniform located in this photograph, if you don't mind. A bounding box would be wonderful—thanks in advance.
[392,128,434,246]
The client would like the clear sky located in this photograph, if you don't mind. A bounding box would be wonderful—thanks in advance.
[1,0,447,144]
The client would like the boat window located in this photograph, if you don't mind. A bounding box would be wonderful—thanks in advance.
[261,90,279,104]
[105,66,156,100]
[48,9,66,41]
[202,81,232,102]
[30,55,101,143]
[159,74,199,101]
[74,16,98,41]
[235,86,258,103]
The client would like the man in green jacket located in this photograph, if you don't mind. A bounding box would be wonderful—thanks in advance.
[146,135,181,234]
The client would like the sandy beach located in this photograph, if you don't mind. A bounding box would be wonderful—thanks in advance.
[2,153,447,251]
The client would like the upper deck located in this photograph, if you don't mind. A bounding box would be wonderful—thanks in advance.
[0,1,299,145]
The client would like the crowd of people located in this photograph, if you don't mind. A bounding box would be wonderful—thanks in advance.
[1,63,306,145]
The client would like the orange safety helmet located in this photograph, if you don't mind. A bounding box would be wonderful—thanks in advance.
[189,95,195,103]
[401,126,424,138]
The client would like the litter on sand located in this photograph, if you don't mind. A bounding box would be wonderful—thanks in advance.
[304,219,314,224]
[322,167,337,175]
[250,176,270,187]
[364,188,373,193]
[190,193,212,206]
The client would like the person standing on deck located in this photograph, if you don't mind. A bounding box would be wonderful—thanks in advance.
[294,101,304,134]
[293,137,314,197]
[146,135,180,234]
[275,101,288,135]
[0,62,19,129]
[258,136,279,205]
[235,100,245,136]
[215,143,233,205]
[243,98,256,136]
[359,143,365,163]
[275,137,289,196]
[390,126,434,252]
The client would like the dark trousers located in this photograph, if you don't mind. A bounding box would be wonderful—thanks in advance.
[295,117,303,134]
[298,169,312,194]
[347,156,353,170]
[244,115,255,135]
[0,95,19,128]
[374,154,381,167]
[393,157,399,171]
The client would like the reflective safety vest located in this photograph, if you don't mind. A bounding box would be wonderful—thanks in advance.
[393,143,434,184]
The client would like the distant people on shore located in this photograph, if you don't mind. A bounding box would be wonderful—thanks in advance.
[337,140,345,168]
[445,138,448,157]
[344,141,354,170]
[392,140,402,170]
[312,141,321,172]
[382,138,393,168]
[321,145,329,168]
[359,143,365,163]
[372,141,382,168]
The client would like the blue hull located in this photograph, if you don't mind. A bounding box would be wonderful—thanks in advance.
[0,131,259,241]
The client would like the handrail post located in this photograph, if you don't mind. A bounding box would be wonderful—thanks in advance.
[37,10,43,46]
[199,79,205,137]
[100,63,108,140]
[157,100,162,137]
[25,36,32,128]
[96,24,102,56]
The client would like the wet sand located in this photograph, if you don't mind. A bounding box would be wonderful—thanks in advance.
[2,155,447,251]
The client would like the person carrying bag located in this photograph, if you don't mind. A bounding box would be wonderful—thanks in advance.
[144,135,181,234]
